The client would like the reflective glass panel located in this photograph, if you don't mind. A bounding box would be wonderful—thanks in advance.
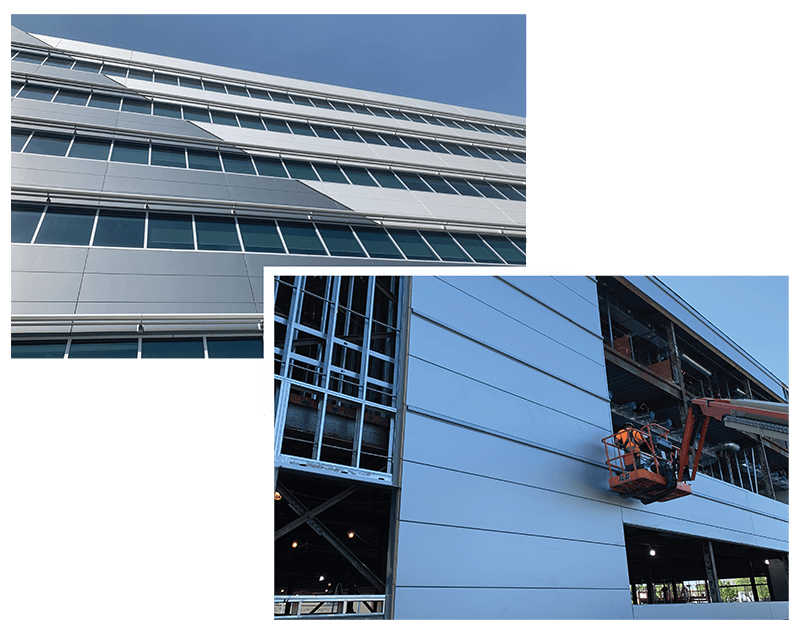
[154,73,178,85]
[248,88,271,100]
[388,229,437,261]
[398,136,429,151]
[93,210,146,248]
[111,141,149,164]
[441,142,469,156]
[141,338,205,358]
[88,93,121,110]
[253,157,288,178]
[453,234,503,263]
[207,337,264,358]
[470,181,506,199]
[195,215,241,251]
[358,131,385,145]
[35,206,96,246]
[422,140,449,154]
[314,163,349,184]
[283,160,318,180]
[311,98,334,109]
[335,129,363,143]
[446,178,482,197]
[203,80,226,93]
[53,88,90,106]
[379,134,407,148]
[238,218,284,253]
[482,236,525,265]
[341,166,377,186]
[291,95,313,106]
[150,145,186,168]
[11,202,44,243]
[269,92,292,103]
[226,84,249,97]
[262,117,290,133]
[147,213,194,249]
[420,231,471,262]
[221,153,256,175]
[71,60,101,73]
[509,236,526,253]
[178,76,203,89]
[210,110,239,126]
[11,128,29,152]
[461,145,489,159]
[311,125,340,139]
[11,341,67,358]
[369,169,405,189]
[187,149,222,171]
[287,122,316,136]
[121,97,151,114]
[152,102,182,118]
[352,228,402,259]
[350,104,372,115]
[279,221,326,255]
[11,80,23,97]
[491,183,526,201]
[183,106,211,122]
[127,68,153,81]
[237,114,264,130]
[101,65,128,77]
[68,339,139,358]
[13,51,47,64]
[24,132,72,156]
[316,224,366,257]
[18,84,57,101]
[68,136,111,160]
[396,173,433,192]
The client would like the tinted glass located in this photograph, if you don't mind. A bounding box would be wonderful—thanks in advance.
[152,102,182,118]
[482,236,525,265]
[350,104,372,115]
[13,52,47,65]
[238,218,284,252]
[279,221,326,255]
[24,132,72,157]
[11,129,29,152]
[121,97,151,114]
[127,68,153,81]
[206,337,264,359]
[253,157,288,178]
[92,210,146,248]
[11,203,44,243]
[329,100,353,112]
[53,88,90,106]
[422,115,445,126]
[398,136,429,151]
[311,125,340,139]
[187,149,221,171]
[461,145,489,159]
[498,150,525,164]
[269,92,293,103]
[387,110,410,121]
[509,237,525,253]
[11,341,67,358]
[311,98,334,109]
[238,114,265,130]
[262,117,290,133]
[68,137,111,160]
[491,183,526,202]
[314,163,348,184]
[480,148,506,161]
[178,76,203,89]
[195,215,241,251]
[335,129,363,143]
[369,169,405,189]
[358,131,385,145]
[283,160,318,180]
[154,73,179,85]
[396,173,433,192]
[291,95,313,106]
[388,229,437,260]
[150,145,186,168]
[422,140,449,154]
[288,122,316,136]
[446,178,482,197]
[370,107,392,118]
[441,142,469,156]
[341,166,377,186]
[470,181,506,199]
[248,88,271,100]
[380,134,407,148]
[147,213,194,249]
[102,65,128,77]
[453,234,503,263]
[183,106,210,122]
[226,84,249,97]
[71,60,101,73]
[221,153,256,175]
[511,185,526,200]
[404,112,427,123]
[111,141,149,164]
[316,224,366,257]
[203,81,227,93]
[11,80,23,97]
[88,94,121,110]
[352,228,403,259]
[68,339,139,358]
[210,110,239,126]
[141,338,205,358]
[420,231,471,262]
[18,84,57,101]
[35,207,96,246]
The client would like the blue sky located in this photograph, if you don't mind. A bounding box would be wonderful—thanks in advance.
[658,277,788,385]
[11,14,526,117]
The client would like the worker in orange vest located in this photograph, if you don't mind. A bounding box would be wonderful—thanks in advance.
[615,422,644,471]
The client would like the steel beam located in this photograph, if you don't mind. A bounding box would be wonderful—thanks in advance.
[604,345,683,399]
[274,483,360,541]
[276,484,386,593]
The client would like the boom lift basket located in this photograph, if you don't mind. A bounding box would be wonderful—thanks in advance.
[602,423,692,504]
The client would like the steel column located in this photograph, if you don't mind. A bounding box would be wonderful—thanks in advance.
[702,540,721,603]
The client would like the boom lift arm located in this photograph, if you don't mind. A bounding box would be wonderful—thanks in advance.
[602,397,787,504]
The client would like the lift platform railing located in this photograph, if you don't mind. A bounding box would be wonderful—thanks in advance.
[602,422,677,479]
[274,594,385,619]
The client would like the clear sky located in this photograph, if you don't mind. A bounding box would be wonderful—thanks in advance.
[11,14,526,117]
[658,276,788,386]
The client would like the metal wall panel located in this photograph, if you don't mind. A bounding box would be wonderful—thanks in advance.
[632,602,788,620]
[12,271,83,303]
[394,276,630,619]
[75,273,256,305]
[501,277,601,332]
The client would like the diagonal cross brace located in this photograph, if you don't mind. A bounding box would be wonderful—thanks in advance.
[275,483,360,541]
[276,484,386,593]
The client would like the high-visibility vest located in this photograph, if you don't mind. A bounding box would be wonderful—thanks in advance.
[615,428,643,453]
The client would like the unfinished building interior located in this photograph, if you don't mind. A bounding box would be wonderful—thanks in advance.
[273,275,788,619]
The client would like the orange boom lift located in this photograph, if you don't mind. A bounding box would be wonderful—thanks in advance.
[602,398,788,504]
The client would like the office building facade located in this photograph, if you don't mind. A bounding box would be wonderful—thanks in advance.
[274,275,788,620]
[10,25,526,357]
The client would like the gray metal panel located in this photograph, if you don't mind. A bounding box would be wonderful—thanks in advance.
[28,64,128,88]
[11,244,91,273]
[12,271,83,303]
[394,587,632,620]
[101,163,231,200]
[12,155,109,192]
[12,99,122,128]
[12,25,49,47]
[115,112,222,141]
[223,174,351,211]
[501,277,602,333]
[83,248,249,276]
[73,302,259,315]
[395,274,624,619]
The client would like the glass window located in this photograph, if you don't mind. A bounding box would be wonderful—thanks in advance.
[269,91,293,103]
[350,104,373,115]
[221,153,256,175]
[469,181,506,199]
[456,121,480,132]
[11,128,30,152]
[183,106,211,122]
[283,160,318,180]
[423,174,456,194]
[18,84,57,101]
[178,76,203,89]
[498,150,525,164]
[422,115,445,126]
[287,121,316,137]
[53,88,90,106]
[341,166,377,187]
[11,80,23,97]
[291,95,313,106]
[262,117,290,133]
[195,215,241,251]
[23,132,72,157]
[438,117,462,129]
[420,231,471,262]
[11,202,44,243]
[441,142,469,156]
[127,68,153,81]
[509,236,526,253]
[335,129,363,143]
[422,139,449,154]
[13,51,47,65]
[396,172,433,192]
[150,144,186,168]
[490,183,526,202]
[328,100,354,112]
[369,169,405,189]
[446,178,482,197]
[152,102,182,118]
[311,125,340,140]
[203,80,227,93]
[248,87,271,100]
[68,136,112,160]
[461,145,489,159]
[316,224,366,257]
[93,210,146,248]
[404,112,427,123]
[379,134,407,148]
[225,84,249,97]
[207,337,264,358]
[482,236,525,265]
[370,107,392,118]
[71,59,101,73]
[279,221,326,255]
[237,114,264,130]
[88,93,121,110]
[186,149,221,171]
[101,65,128,77]
[238,218,284,252]
[253,156,288,178]
[352,228,403,259]
[313,163,349,184]
[11,341,67,358]
[141,338,205,358]
[68,339,139,358]
[121,97,152,114]
[398,136,429,151]
[453,234,503,263]
[358,131,385,145]
[147,213,194,249]
[311,98,334,109]
[156,73,178,86]
[34,206,96,246]
[43,56,74,68]
[210,110,239,126]
[387,109,410,121]
[111,141,149,164]
[388,229,437,260]
[479,148,507,161]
